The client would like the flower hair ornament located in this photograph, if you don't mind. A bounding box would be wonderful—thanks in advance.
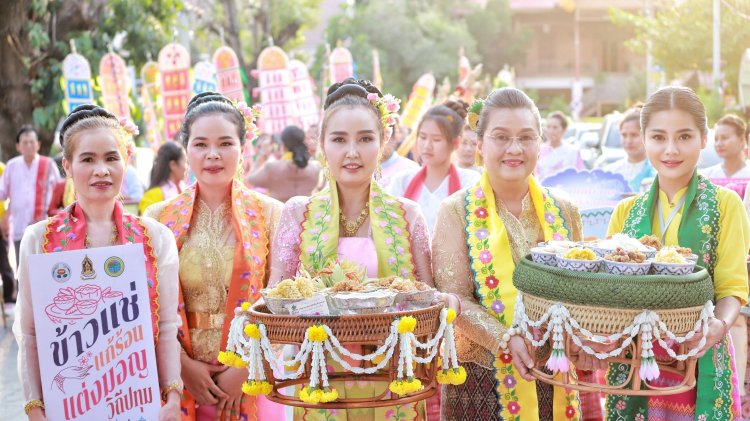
[367,93,400,128]
[235,101,262,141]
[118,118,140,137]
[467,99,484,131]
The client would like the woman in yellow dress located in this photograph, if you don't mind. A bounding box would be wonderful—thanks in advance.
[432,87,582,421]
[146,92,284,421]
[139,141,187,214]
[604,87,749,420]
[14,105,182,420]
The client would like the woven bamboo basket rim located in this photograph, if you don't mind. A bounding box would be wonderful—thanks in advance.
[250,302,444,344]
[514,255,714,309]
[522,293,707,335]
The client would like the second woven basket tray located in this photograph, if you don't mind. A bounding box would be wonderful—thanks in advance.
[513,255,714,309]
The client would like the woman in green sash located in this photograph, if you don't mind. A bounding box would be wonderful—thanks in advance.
[605,86,749,420]
[432,87,583,421]
[268,78,458,420]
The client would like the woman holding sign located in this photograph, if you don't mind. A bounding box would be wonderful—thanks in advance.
[605,87,749,419]
[13,105,182,420]
[145,92,284,421]
[431,88,584,420]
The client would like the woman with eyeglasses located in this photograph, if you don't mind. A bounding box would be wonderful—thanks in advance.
[432,88,583,421]
[387,100,480,233]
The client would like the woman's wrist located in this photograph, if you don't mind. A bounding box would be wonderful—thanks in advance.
[715,317,729,337]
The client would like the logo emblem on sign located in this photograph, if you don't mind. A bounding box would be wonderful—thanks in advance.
[81,255,96,280]
[104,256,124,277]
[51,262,71,283]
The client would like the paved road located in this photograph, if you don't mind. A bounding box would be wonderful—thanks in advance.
[0,303,25,420]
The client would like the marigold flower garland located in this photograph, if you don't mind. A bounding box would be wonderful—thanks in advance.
[222,303,465,404]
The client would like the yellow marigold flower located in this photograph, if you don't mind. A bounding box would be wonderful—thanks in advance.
[398,316,417,334]
[446,366,467,385]
[388,378,423,396]
[372,354,385,365]
[242,380,273,396]
[244,323,261,339]
[446,308,457,324]
[299,386,323,404]
[307,325,328,342]
[241,301,252,312]
[217,351,237,367]
[320,388,339,403]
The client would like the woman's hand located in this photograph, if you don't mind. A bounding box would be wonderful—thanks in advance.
[214,367,248,421]
[180,354,228,405]
[508,335,536,381]
[436,292,460,314]
[569,340,616,371]
[685,317,727,358]
[158,391,181,421]
[27,408,45,421]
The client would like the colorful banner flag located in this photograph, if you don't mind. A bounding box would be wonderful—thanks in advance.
[251,46,298,134]
[157,43,191,142]
[329,45,353,86]
[289,59,320,130]
[62,46,94,114]
[140,61,162,150]
[99,52,131,120]
[192,60,217,96]
[213,46,244,102]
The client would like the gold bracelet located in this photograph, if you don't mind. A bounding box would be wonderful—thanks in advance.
[162,382,183,401]
[24,399,44,415]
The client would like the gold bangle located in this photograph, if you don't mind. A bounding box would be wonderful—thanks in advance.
[24,399,44,415]
[162,382,183,401]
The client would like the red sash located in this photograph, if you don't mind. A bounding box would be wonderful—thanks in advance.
[42,201,160,338]
[403,164,461,201]
[155,179,269,421]
[34,156,51,222]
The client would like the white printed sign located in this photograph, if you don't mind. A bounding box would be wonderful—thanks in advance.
[29,244,160,420]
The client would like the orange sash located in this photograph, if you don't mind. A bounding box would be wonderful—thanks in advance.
[155,179,269,421]
[42,200,160,339]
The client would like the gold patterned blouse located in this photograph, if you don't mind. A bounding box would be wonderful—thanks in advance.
[432,187,583,369]
[178,200,235,362]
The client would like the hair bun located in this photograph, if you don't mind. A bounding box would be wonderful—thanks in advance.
[443,99,469,120]
[60,104,117,142]
[186,91,233,114]
[324,78,383,109]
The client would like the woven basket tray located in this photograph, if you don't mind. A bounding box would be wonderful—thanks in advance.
[249,303,443,344]
[523,293,706,335]
[513,255,714,309]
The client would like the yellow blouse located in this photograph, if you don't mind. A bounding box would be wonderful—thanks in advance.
[608,186,750,305]
[433,188,583,368]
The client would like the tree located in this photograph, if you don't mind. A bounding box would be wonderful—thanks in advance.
[188,0,321,97]
[316,0,527,99]
[0,0,182,158]
[611,0,750,96]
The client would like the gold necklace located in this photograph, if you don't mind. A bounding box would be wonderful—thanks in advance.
[84,224,119,248]
[339,203,369,237]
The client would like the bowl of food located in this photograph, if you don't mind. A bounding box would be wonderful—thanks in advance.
[593,234,656,258]
[261,277,325,314]
[602,247,651,275]
[556,248,602,273]
[530,246,558,266]
[327,289,397,314]
[650,247,696,276]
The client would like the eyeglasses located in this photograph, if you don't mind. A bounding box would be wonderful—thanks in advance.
[486,134,540,148]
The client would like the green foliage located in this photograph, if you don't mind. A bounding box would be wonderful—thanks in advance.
[318,0,527,99]
[26,0,182,138]
[545,95,570,115]
[611,0,750,95]
[696,86,725,126]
